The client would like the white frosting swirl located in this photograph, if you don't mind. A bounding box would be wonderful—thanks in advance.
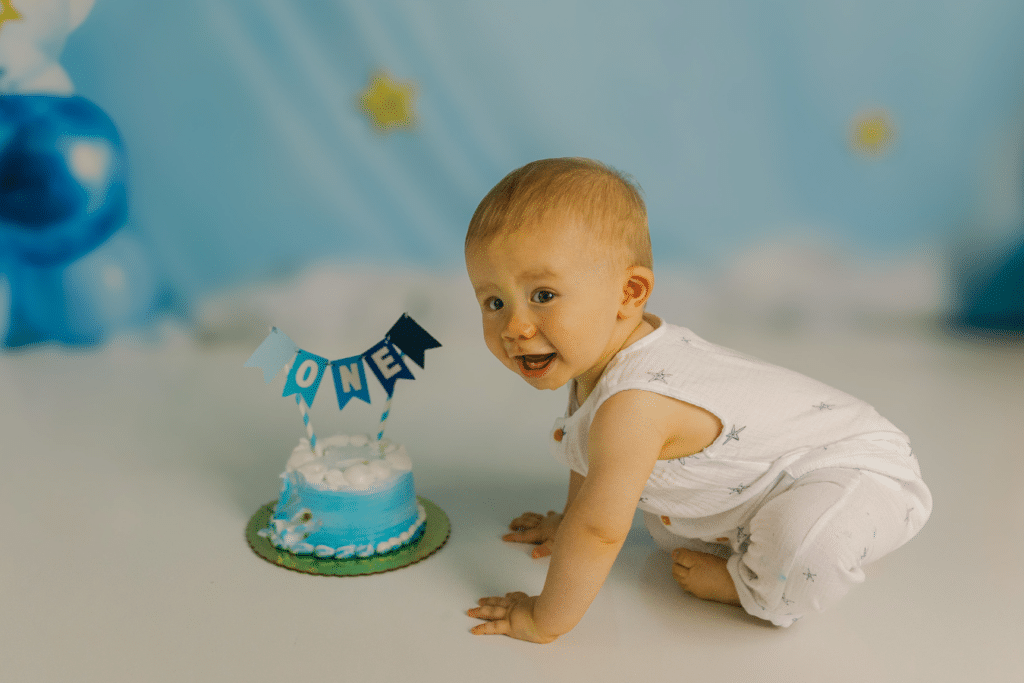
[283,435,410,492]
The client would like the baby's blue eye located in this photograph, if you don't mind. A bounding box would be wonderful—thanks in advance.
[532,290,555,304]
[486,297,504,311]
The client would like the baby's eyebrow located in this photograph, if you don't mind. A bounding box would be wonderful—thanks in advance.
[471,268,558,295]
[520,268,556,280]
[472,283,496,296]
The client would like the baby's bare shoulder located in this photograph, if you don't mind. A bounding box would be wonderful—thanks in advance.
[595,389,722,459]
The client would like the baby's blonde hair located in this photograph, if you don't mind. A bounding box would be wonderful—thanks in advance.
[466,158,653,270]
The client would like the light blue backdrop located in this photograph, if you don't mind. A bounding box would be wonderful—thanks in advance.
[45,1,1024,311]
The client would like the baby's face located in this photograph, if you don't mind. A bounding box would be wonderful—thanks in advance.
[465,220,628,391]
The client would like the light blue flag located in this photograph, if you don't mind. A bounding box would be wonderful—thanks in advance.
[244,327,299,383]
[282,349,329,408]
[330,355,372,410]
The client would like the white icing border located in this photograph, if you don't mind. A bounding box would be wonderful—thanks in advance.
[259,503,427,559]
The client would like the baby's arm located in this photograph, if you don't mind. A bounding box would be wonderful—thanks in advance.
[530,392,665,636]
[471,389,680,641]
[502,469,585,558]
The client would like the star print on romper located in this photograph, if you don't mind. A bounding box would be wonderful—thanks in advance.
[646,369,671,383]
[736,527,751,553]
[814,402,834,411]
[728,482,750,495]
[803,569,816,582]
[723,425,746,444]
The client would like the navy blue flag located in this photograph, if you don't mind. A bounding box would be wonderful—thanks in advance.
[386,313,442,369]
[363,338,415,397]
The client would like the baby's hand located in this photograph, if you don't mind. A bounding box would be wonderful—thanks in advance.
[502,510,562,558]
[468,592,557,643]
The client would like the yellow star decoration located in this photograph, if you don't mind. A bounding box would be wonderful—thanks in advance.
[0,0,24,34]
[358,70,417,133]
[850,109,896,157]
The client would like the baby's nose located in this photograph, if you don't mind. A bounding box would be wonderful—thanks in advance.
[502,311,536,339]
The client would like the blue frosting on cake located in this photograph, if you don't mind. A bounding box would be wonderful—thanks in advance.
[260,435,425,558]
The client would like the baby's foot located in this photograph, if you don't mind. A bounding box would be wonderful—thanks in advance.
[671,548,741,606]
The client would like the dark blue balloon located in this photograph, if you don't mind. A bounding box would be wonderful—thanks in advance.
[0,95,128,266]
[959,237,1024,332]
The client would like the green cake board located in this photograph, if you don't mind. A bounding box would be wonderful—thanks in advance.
[246,496,450,576]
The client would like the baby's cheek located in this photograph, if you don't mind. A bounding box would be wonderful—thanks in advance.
[484,338,510,364]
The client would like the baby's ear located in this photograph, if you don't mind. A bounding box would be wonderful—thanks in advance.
[621,267,654,310]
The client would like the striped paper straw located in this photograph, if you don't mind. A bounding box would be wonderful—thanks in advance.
[376,395,392,456]
[376,349,405,455]
[296,395,319,455]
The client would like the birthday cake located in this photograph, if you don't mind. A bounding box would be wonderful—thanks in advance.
[260,434,426,558]
[245,314,442,568]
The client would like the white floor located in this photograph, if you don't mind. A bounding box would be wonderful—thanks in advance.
[1,273,1022,683]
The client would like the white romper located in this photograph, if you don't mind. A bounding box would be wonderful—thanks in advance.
[550,314,932,626]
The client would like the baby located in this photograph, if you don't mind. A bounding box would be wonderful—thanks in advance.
[464,158,931,642]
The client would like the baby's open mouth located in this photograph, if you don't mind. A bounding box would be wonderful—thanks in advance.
[518,353,556,372]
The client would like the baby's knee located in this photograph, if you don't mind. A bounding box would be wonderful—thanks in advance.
[731,500,874,622]
[729,540,867,626]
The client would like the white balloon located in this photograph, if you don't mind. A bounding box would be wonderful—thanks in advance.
[0,0,95,95]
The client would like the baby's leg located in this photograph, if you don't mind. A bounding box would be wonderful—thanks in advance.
[643,512,741,605]
[728,468,928,626]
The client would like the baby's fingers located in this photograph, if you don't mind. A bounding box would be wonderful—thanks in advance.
[468,593,527,622]
[468,603,510,620]
[530,539,554,559]
[473,593,519,611]
[508,512,544,530]
[470,619,511,636]
[502,527,545,543]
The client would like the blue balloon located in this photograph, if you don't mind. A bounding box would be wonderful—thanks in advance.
[959,237,1024,332]
[0,95,128,267]
[9,231,159,345]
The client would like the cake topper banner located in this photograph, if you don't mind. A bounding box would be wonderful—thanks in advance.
[244,314,442,411]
